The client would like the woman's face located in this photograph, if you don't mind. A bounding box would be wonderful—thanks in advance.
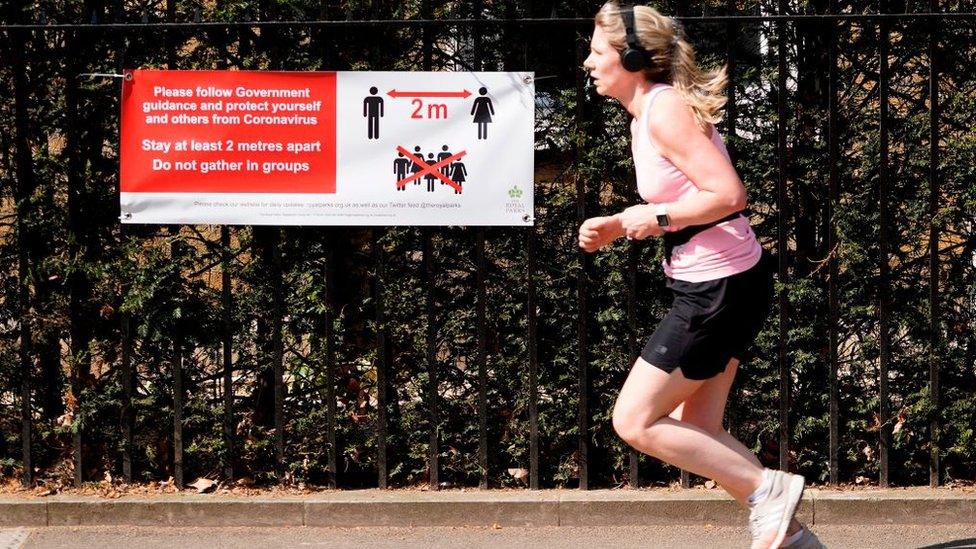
[582,24,635,100]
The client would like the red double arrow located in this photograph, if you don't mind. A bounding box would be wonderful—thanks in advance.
[387,89,472,99]
[396,146,467,192]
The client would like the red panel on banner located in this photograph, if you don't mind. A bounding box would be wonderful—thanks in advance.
[121,69,336,193]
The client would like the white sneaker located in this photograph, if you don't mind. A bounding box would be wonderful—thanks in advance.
[748,469,806,549]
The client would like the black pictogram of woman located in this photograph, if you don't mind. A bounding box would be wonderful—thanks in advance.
[424,153,438,192]
[449,160,467,194]
[470,87,494,140]
[410,146,423,185]
[394,152,411,191]
[363,87,384,139]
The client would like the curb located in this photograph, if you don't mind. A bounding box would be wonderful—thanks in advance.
[1,489,973,528]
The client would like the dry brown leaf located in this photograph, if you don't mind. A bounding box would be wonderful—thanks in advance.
[189,477,218,494]
[507,468,529,484]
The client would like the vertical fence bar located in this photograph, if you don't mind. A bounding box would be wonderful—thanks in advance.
[423,230,439,490]
[576,186,590,490]
[162,0,185,490]
[64,27,82,484]
[518,0,540,493]
[272,230,285,478]
[827,1,841,487]
[108,11,136,485]
[312,2,338,491]
[476,228,489,488]
[677,0,691,491]
[259,4,287,482]
[121,303,134,482]
[469,0,490,490]
[173,312,184,488]
[574,43,591,491]
[527,228,540,490]
[17,219,32,486]
[72,17,91,488]
[64,28,89,488]
[679,462,691,488]
[221,227,234,480]
[724,0,740,443]
[927,0,942,489]
[724,5,738,164]
[878,16,892,489]
[776,0,792,472]
[210,1,235,483]
[374,228,388,489]
[419,0,439,492]
[626,242,639,488]
[172,235,184,489]
[10,26,35,488]
[323,232,338,489]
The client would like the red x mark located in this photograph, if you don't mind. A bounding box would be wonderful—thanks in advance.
[396,146,467,192]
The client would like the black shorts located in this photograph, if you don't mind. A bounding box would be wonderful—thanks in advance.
[640,249,776,380]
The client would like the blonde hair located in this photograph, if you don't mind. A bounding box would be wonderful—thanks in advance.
[594,1,728,128]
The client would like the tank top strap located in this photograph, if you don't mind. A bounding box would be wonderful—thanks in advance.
[638,84,674,151]
[641,84,674,123]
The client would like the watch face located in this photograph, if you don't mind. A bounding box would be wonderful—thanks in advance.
[657,214,669,227]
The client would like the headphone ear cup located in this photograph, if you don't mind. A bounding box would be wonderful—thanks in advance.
[620,48,645,72]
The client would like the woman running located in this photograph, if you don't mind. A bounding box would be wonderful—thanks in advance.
[578,3,824,548]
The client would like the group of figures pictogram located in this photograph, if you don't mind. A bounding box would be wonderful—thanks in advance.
[393,145,467,194]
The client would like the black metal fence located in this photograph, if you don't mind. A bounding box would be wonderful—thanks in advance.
[2,2,975,491]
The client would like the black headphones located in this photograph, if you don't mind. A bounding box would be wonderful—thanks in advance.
[618,3,650,72]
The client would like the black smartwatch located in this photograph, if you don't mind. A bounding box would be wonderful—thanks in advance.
[655,203,671,229]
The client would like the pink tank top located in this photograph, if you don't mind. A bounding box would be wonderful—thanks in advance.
[630,84,762,283]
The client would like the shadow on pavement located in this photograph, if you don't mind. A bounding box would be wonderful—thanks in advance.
[917,539,976,549]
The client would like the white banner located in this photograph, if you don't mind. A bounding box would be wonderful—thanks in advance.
[119,70,535,226]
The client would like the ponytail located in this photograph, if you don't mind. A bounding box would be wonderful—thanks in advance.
[595,2,728,129]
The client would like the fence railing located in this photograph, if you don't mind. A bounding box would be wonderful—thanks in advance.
[2,5,975,491]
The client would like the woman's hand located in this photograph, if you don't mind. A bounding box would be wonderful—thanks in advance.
[617,204,665,240]
[578,215,624,253]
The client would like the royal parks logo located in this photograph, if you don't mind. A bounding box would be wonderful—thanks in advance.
[505,185,525,214]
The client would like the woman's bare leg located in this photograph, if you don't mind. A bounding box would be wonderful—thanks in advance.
[612,357,763,502]
[670,358,802,534]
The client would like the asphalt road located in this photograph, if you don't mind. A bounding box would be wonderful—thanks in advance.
[5,525,976,549]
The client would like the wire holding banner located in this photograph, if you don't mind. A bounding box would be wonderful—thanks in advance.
[79,72,132,81]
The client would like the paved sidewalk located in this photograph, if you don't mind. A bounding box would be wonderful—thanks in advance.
[8,525,976,549]
[0,528,29,549]
[1,488,974,528]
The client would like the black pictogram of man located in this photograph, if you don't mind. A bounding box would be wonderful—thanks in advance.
[410,146,423,185]
[424,153,438,192]
[394,152,411,191]
[437,145,452,184]
[364,86,384,139]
